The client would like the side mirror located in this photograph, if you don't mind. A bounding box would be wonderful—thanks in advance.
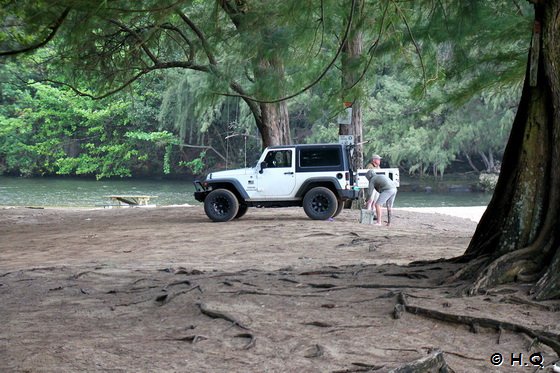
[259,161,267,174]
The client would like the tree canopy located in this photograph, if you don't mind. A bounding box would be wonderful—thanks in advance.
[1,1,531,179]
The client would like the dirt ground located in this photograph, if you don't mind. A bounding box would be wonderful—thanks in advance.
[0,205,559,372]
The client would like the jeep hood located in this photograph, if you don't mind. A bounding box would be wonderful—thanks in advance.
[208,168,255,179]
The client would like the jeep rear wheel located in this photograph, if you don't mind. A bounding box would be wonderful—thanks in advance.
[303,187,338,220]
[204,189,239,222]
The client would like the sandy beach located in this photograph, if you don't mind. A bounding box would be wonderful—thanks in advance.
[1,205,557,372]
[398,206,487,223]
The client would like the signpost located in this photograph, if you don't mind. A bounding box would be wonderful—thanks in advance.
[338,135,354,146]
[337,101,353,125]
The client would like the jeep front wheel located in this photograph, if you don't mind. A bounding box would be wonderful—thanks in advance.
[204,189,240,222]
[303,187,338,220]
[234,204,248,219]
[332,199,344,218]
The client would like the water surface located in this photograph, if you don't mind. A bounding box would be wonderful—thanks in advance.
[0,176,491,208]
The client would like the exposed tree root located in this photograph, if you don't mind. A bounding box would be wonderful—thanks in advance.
[442,247,543,295]
[163,279,191,290]
[315,283,457,293]
[155,285,202,305]
[197,302,250,330]
[532,249,560,300]
[326,324,382,333]
[501,295,560,311]
[220,289,321,297]
[303,321,333,328]
[466,246,542,296]
[234,333,256,350]
[394,293,560,357]
[420,347,486,362]
[113,298,153,308]
[387,350,455,373]
[332,362,385,372]
[298,270,342,276]
[444,255,490,284]
[161,335,208,344]
[303,343,324,358]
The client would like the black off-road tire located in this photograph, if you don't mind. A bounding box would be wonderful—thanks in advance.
[204,189,240,222]
[234,204,248,219]
[332,199,344,218]
[303,187,338,220]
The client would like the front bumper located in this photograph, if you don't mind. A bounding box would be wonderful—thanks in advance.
[193,180,209,202]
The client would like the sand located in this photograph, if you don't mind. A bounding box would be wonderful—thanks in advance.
[0,205,558,372]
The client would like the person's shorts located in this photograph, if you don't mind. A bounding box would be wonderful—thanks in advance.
[367,188,380,203]
[376,188,397,207]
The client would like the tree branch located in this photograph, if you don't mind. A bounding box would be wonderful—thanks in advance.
[177,143,226,162]
[0,8,71,56]
[107,18,159,64]
[346,0,391,91]
[159,23,195,61]
[391,0,428,95]
[175,11,217,65]
[38,59,211,100]
[216,0,358,104]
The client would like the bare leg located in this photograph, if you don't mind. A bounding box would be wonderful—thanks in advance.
[386,206,392,226]
[375,203,382,225]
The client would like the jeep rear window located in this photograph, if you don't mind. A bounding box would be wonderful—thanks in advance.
[299,148,341,168]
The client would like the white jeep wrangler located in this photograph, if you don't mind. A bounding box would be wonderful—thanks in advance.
[194,143,359,222]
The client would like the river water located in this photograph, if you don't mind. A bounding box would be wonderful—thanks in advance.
[0,176,491,208]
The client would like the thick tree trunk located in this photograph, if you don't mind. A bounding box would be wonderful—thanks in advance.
[253,57,291,148]
[259,101,291,147]
[459,0,560,300]
[219,0,291,148]
[340,0,364,170]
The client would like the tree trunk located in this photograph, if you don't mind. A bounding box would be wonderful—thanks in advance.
[252,56,291,148]
[219,0,291,148]
[340,0,364,171]
[259,101,291,147]
[459,0,560,300]
[478,150,490,171]
[464,153,480,172]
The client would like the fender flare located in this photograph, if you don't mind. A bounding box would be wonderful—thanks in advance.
[295,177,343,199]
[206,178,250,200]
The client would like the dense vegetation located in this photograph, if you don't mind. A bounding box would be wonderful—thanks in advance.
[0,1,530,180]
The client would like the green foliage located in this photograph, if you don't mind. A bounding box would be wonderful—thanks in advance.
[361,67,519,176]
[126,130,179,145]
[181,151,207,175]
[0,67,170,178]
[0,1,534,180]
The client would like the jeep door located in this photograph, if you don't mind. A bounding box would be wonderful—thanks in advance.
[257,149,296,198]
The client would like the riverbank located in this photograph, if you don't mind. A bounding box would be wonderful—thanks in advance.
[1,205,555,372]
[398,206,487,223]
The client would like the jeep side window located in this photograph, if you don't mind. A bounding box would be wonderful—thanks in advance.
[300,148,341,167]
[264,150,292,168]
